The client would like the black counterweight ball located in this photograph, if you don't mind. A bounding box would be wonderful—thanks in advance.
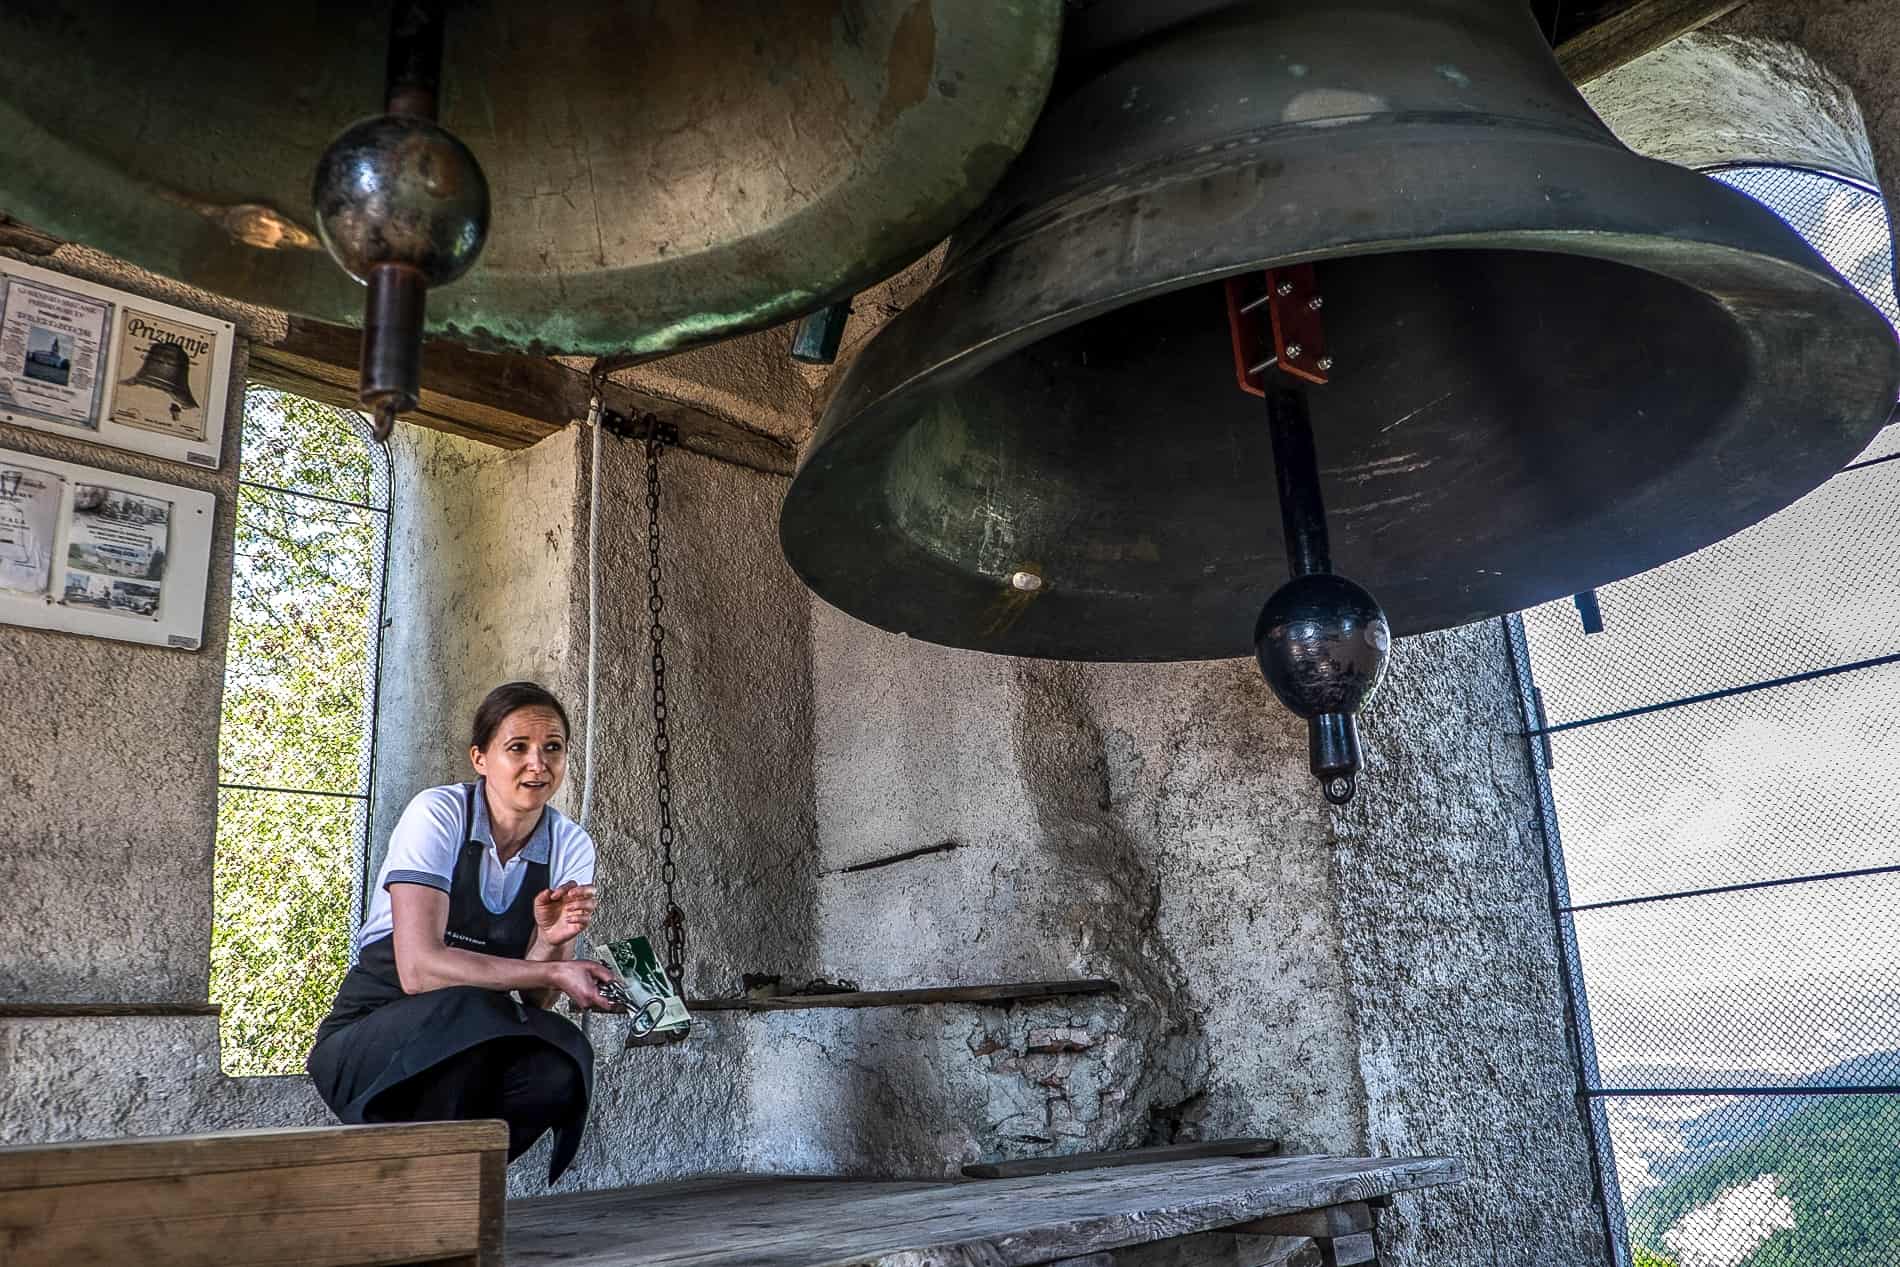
[313,113,488,436]
[1254,572,1391,804]
[313,114,488,288]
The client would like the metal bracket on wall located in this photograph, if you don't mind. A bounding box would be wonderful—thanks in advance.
[600,406,678,448]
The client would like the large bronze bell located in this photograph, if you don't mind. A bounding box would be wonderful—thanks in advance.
[0,2,1059,359]
[782,0,1900,665]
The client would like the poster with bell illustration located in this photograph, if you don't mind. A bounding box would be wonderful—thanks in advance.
[108,309,216,442]
[0,258,234,470]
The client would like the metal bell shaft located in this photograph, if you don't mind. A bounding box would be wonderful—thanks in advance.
[314,2,488,441]
[782,0,1900,663]
[1252,376,1391,805]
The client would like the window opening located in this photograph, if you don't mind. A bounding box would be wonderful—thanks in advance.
[1513,165,1900,1267]
[211,388,389,1075]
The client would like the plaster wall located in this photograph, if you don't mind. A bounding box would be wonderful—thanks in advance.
[0,252,251,1005]
[1716,3,1900,210]
[0,250,333,1144]
[794,606,1605,1266]
[1585,32,1877,185]
[524,435,821,1195]
[368,424,586,866]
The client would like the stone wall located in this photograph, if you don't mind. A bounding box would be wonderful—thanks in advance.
[784,606,1605,1265]
[368,425,587,866]
[0,249,330,1141]
[0,285,242,1006]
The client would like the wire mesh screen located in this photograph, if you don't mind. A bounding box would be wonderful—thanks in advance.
[1516,166,1900,1267]
[211,389,387,1076]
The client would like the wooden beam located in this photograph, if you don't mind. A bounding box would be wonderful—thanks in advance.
[1043,1228,1322,1267]
[688,978,1121,1012]
[1557,0,1752,85]
[0,1122,506,1191]
[249,316,797,475]
[0,1002,220,1019]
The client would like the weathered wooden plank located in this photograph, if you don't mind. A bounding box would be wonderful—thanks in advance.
[689,979,1121,1012]
[479,1144,509,1267]
[0,1002,221,1019]
[1556,0,1749,84]
[248,316,798,474]
[1042,1228,1322,1267]
[504,1155,1465,1267]
[0,1150,484,1267]
[1233,1203,1373,1241]
[1315,1233,1376,1267]
[965,1139,1281,1180]
[0,1121,508,1190]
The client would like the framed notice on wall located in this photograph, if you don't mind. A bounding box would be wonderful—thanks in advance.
[0,446,215,650]
[0,258,235,469]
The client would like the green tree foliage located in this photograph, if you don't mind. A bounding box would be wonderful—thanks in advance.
[1633,1248,1679,1267]
[1628,1094,1900,1267]
[210,390,382,1075]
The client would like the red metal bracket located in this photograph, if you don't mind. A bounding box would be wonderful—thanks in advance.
[1225,264,1330,396]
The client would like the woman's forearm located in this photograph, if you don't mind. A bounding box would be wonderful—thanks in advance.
[521,932,576,1009]
[396,938,553,996]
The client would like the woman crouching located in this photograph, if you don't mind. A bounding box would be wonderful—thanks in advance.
[307,681,617,1182]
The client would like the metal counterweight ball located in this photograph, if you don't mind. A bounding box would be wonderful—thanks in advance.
[1254,573,1392,803]
[313,114,489,285]
[1253,573,1391,720]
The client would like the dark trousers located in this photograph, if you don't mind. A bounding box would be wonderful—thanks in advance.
[370,1036,585,1162]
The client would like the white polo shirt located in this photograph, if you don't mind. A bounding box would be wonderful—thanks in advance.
[356,780,597,950]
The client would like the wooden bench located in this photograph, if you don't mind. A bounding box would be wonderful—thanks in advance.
[503,1153,1463,1267]
[0,1121,507,1267]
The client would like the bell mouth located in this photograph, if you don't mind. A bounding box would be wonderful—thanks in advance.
[783,124,1900,663]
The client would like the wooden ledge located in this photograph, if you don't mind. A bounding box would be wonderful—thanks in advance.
[689,979,1120,1013]
[249,316,798,474]
[0,1003,221,1019]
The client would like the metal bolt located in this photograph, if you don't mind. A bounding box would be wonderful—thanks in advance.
[1276,281,1295,297]
[1308,296,1325,311]
[1286,343,1303,360]
[1010,570,1044,593]
[1317,356,1335,371]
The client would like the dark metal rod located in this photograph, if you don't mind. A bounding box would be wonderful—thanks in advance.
[1526,650,1900,737]
[1563,861,1900,915]
[1264,377,1330,577]
[217,782,369,801]
[1844,450,1900,474]
[385,1,446,119]
[1588,1085,1900,1099]
[238,479,389,515]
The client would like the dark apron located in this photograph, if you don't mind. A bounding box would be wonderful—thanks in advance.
[307,783,594,1182]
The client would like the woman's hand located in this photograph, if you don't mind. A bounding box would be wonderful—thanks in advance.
[542,958,619,1012]
[532,882,597,947]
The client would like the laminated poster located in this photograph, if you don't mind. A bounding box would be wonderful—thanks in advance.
[596,934,692,1038]
[108,307,218,442]
[0,460,63,596]
[0,277,111,429]
[61,482,169,620]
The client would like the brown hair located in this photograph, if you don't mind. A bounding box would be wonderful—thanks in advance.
[471,681,572,751]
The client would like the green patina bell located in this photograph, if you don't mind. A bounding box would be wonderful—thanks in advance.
[0,1,1061,359]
